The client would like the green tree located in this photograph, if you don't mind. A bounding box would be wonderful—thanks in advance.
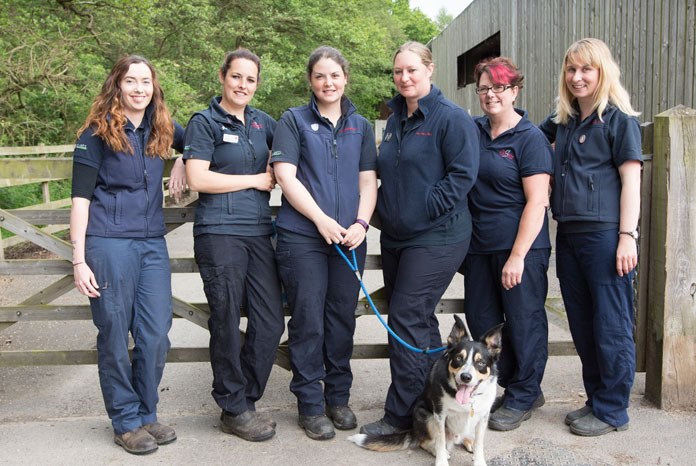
[0,0,441,145]
[435,8,454,30]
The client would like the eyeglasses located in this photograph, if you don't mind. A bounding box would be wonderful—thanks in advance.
[475,84,513,95]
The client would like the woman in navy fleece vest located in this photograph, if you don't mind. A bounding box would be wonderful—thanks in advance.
[539,38,642,437]
[271,46,378,441]
[70,55,184,455]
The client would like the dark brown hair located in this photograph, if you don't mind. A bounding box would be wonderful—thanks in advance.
[220,48,262,80]
[306,46,349,79]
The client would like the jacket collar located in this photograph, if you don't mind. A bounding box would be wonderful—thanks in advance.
[111,103,154,131]
[568,101,616,124]
[308,93,356,121]
[210,96,255,125]
[387,84,442,121]
[476,108,533,136]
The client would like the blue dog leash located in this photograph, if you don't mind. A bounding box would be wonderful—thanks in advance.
[333,243,446,354]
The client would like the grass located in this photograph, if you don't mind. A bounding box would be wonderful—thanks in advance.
[0,179,72,239]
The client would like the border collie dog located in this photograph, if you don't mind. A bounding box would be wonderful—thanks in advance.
[349,316,503,466]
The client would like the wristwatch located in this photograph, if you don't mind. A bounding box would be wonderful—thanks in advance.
[355,218,369,232]
[619,229,639,240]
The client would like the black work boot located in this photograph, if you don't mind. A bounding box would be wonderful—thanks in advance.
[325,405,357,430]
[298,414,335,440]
[220,410,276,442]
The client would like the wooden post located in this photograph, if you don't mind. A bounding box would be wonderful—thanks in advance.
[634,122,654,372]
[41,181,51,204]
[644,106,696,410]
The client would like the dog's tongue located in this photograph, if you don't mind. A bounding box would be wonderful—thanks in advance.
[456,385,475,405]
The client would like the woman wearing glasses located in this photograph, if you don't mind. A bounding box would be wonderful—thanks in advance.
[462,57,553,432]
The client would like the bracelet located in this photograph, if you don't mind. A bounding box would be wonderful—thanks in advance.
[72,261,85,266]
[355,218,369,232]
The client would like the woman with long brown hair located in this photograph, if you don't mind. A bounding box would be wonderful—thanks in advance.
[70,55,185,455]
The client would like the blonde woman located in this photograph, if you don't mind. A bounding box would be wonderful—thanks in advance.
[539,38,642,436]
[361,42,479,436]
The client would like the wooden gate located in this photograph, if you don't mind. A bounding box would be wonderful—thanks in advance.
[4,112,689,412]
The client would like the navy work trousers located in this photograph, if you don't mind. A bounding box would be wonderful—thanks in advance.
[194,234,285,416]
[463,248,550,410]
[556,229,636,427]
[87,236,172,435]
[276,238,365,416]
[381,241,469,429]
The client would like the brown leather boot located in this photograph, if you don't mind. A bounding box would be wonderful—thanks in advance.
[113,427,158,455]
[220,410,275,442]
[143,422,177,445]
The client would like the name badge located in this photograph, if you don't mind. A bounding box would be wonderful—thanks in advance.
[223,134,239,143]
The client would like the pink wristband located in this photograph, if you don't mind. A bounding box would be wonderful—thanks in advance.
[355,218,369,232]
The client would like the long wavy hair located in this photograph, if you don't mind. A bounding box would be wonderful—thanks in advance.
[78,55,174,158]
[554,38,639,125]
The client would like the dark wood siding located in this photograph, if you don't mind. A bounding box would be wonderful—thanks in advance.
[430,0,696,123]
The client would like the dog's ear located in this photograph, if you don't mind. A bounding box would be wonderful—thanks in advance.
[447,314,469,346]
[481,323,504,357]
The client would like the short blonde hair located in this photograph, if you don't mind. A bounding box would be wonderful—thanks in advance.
[554,38,639,124]
[393,41,432,67]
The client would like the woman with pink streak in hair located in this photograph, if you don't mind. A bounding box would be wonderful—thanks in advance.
[462,56,553,432]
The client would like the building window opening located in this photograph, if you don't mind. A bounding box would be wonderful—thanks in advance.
[457,32,501,88]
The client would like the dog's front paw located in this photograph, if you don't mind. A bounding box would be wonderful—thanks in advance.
[435,459,449,466]
[473,456,487,466]
[462,438,473,453]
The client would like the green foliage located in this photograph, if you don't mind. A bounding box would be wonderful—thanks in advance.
[435,8,454,30]
[0,179,71,210]
[0,183,42,209]
[0,0,443,144]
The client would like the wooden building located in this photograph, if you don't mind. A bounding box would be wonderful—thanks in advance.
[430,0,696,123]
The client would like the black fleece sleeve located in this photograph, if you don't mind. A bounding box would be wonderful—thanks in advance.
[71,161,98,199]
